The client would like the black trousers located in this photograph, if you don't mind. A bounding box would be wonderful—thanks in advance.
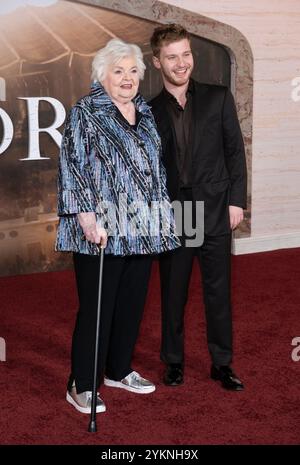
[68,253,152,394]
[160,192,232,366]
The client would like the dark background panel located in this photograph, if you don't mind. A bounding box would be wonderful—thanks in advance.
[0,0,230,277]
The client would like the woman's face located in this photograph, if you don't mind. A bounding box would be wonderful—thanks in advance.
[101,55,140,104]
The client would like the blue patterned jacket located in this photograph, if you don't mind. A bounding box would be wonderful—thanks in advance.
[55,82,180,256]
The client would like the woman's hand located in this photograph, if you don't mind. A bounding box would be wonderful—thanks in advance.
[77,212,107,248]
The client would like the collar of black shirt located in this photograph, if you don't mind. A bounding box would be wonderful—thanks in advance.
[114,106,142,130]
[163,78,195,106]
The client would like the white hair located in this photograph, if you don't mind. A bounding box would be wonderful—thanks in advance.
[91,38,146,82]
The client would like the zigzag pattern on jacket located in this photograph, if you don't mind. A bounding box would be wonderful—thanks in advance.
[56,82,180,256]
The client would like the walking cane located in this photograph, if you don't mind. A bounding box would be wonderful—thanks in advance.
[88,245,105,433]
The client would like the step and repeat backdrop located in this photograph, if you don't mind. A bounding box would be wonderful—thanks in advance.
[0,0,230,277]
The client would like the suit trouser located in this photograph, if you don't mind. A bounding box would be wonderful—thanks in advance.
[159,233,232,366]
[68,253,152,394]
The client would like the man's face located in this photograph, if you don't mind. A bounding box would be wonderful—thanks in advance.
[153,38,194,87]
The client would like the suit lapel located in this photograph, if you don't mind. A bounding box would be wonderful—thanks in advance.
[154,82,212,163]
[191,82,211,161]
[152,91,172,136]
[151,91,177,168]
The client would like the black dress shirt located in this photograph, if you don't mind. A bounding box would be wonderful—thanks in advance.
[164,79,195,187]
[115,106,142,132]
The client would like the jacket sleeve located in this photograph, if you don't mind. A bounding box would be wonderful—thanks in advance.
[57,106,97,216]
[222,88,247,209]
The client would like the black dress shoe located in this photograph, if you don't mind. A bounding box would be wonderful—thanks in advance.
[163,363,184,386]
[211,365,244,391]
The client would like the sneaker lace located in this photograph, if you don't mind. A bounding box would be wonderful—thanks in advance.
[130,371,141,382]
[86,391,100,403]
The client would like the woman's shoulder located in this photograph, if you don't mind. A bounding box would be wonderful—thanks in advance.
[74,94,93,112]
[65,95,93,125]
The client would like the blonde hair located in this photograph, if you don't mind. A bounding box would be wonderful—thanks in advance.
[150,23,191,57]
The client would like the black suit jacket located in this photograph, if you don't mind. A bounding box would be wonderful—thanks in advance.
[149,79,247,236]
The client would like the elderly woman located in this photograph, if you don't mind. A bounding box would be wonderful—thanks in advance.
[56,38,179,414]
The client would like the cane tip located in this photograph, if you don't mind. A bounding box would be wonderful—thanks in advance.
[88,421,97,433]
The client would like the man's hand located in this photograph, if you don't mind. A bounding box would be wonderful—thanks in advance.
[229,206,244,230]
[77,212,107,247]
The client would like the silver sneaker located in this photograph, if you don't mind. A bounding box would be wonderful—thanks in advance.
[104,371,156,394]
[66,383,106,414]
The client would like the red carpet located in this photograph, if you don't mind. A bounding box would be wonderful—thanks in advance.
[1,249,300,445]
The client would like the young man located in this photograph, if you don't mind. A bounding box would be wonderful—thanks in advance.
[150,24,247,390]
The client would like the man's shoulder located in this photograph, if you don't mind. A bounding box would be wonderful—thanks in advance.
[148,91,164,110]
[149,80,228,106]
[193,79,228,96]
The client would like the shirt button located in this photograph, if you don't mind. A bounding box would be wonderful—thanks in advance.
[138,140,145,147]
[144,169,151,176]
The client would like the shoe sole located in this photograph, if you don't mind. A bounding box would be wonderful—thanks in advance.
[66,392,106,414]
[211,377,244,391]
[104,378,156,394]
[163,380,184,386]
